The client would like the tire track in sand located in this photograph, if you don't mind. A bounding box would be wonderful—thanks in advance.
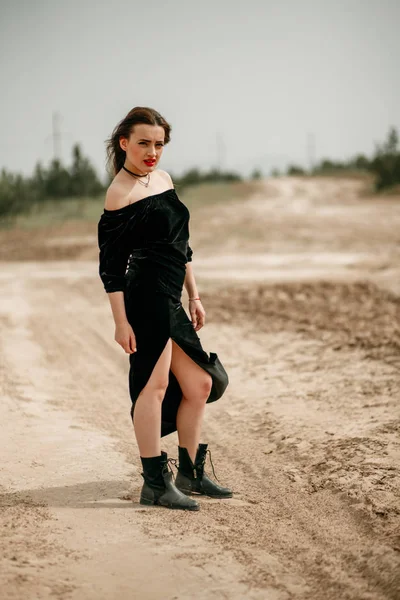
[3,265,397,600]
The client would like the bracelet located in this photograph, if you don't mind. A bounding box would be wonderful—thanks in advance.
[189,297,201,301]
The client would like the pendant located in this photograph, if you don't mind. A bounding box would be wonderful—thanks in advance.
[141,175,150,187]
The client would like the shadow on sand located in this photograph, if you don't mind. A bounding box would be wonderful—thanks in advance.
[0,480,148,509]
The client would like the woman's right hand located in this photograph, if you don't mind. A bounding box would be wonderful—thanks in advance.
[115,321,137,354]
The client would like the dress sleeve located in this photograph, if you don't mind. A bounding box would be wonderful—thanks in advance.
[98,213,131,293]
[186,243,193,263]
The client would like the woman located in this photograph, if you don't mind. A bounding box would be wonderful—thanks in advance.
[97,107,232,511]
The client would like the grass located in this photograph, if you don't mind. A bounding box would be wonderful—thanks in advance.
[0,181,261,231]
[0,194,105,231]
[176,180,261,212]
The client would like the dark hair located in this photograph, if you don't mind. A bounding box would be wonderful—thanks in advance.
[105,106,171,176]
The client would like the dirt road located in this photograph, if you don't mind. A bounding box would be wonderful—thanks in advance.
[1,177,399,599]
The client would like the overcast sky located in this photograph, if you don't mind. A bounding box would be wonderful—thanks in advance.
[1,0,399,180]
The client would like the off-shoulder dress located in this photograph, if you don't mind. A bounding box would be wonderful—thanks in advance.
[97,187,229,437]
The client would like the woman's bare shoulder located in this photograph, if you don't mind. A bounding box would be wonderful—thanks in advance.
[156,169,174,188]
[104,181,130,211]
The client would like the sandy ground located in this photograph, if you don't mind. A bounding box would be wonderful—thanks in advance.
[1,176,399,599]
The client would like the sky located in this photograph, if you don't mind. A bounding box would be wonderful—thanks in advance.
[1,0,399,181]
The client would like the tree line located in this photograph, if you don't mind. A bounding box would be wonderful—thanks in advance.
[0,144,104,219]
[0,143,242,219]
[1,127,399,219]
[281,126,400,191]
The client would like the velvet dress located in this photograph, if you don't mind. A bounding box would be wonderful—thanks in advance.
[97,187,229,437]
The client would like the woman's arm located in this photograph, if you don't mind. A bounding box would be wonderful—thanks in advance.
[107,291,129,326]
[158,169,204,330]
[184,262,199,299]
[98,187,137,352]
[184,262,205,331]
[107,291,136,354]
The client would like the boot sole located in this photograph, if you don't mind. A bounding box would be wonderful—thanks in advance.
[206,493,233,499]
[177,487,233,499]
[140,496,200,511]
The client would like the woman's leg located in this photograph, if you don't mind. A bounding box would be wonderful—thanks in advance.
[170,340,213,463]
[133,339,172,457]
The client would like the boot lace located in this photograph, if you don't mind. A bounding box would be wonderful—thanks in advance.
[169,449,220,482]
[200,449,220,482]
[162,457,178,478]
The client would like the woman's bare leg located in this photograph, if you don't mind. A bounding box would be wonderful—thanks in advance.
[133,339,172,457]
[171,341,212,463]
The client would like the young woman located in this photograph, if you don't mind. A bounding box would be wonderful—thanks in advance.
[97,106,232,511]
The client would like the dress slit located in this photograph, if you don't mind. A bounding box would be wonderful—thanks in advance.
[129,333,172,423]
[126,291,229,437]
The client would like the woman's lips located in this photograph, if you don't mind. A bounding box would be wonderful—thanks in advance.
[144,160,156,165]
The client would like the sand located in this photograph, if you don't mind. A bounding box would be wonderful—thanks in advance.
[1,176,399,599]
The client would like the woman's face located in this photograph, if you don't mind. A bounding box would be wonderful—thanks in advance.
[120,123,165,174]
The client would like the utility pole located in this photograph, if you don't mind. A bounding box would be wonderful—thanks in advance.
[52,111,62,161]
[307,132,316,174]
[216,131,226,172]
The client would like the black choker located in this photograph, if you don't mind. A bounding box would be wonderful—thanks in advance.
[122,165,148,178]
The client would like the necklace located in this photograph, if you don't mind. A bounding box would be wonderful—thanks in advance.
[122,165,150,187]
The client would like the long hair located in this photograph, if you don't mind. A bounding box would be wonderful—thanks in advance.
[105,106,171,177]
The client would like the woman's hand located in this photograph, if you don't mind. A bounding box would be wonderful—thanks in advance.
[189,299,205,331]
[115,321,137,354]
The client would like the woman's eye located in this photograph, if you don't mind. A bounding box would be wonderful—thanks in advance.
[138,142,163,147]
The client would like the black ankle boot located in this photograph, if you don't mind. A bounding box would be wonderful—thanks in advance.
[140,451,199,511]
[175,444,233,499]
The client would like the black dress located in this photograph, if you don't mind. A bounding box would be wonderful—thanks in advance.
[97,187,229,437]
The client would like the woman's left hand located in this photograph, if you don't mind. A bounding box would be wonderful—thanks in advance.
[189,299,205,331]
